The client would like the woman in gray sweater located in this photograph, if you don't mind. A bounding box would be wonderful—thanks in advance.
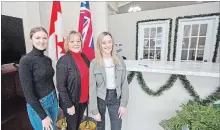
[89,31,129,130]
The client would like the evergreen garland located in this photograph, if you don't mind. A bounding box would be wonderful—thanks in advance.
[167,19,173,61]
[178,75,200,101]
[127,71,136,84]
[136,72,178,96]
[127,72,220,104]
[201,87,220,104]
[212,14,220,62]
[173,18,179,61]
[173,13,220,62]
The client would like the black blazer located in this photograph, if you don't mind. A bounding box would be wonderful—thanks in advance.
[56,51,90,108]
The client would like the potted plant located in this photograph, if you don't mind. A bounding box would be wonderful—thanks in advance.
[160,100,220,130]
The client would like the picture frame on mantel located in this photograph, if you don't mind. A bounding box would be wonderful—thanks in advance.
[136,18,172,61]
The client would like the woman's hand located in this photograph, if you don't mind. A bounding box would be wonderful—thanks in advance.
[93,113,102,122]
[67,105,75,115]
[42,116,53,130]
[118,107,126,119]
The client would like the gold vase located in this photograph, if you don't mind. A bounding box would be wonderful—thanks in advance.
[56,117,67,130]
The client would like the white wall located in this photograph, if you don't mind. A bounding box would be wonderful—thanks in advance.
[1,1,41,53]
[39,1,108,55]
[2,1,108,55]
[124,73,219,130]
[109,2,220,61]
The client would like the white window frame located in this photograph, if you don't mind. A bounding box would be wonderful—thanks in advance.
[175,16,219,62]
[138,20,170,61]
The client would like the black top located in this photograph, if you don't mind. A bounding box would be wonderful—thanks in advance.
[18,46,55,120]
[56,52,90,109]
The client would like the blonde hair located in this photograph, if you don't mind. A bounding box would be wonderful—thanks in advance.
[30,27,48,39]
[64,30,83,52]
[95,31,120,66]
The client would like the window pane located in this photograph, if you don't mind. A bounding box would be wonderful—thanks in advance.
[156,47,161,50]
[144,28,150,38]
[188,50,196,60]
[143,50,149,59]
[150,28,156,38]
[181,50,188,60]
[157,27,162,39]
[149,50,155,59]
[196,50,204,61]
[150,39,155,49]
[184,25,190,37]
[144,39,149,49]
[199,24,207,36]
[182,38,189,49]
[156,50,161,60]
[192,24,199,36]
[155,40,162,47]
[198,37,206,49]
[190,37,197,49]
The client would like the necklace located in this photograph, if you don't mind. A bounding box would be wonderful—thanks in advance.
[104,58,115,68]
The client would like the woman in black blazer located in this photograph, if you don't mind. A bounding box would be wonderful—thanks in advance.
[56,31,90,130]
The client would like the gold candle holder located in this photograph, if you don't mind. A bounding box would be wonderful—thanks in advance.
[79,120,96,130]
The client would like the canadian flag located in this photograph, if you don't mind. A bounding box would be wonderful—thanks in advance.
[48,1,65,65]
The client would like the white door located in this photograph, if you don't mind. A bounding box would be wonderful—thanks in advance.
[138,21,170,61]
[176,16,219,62]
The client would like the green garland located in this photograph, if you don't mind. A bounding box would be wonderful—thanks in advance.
[178,75,200,101]
[167,19,173,61]
[136,18,172,61]
[136,72,178,96]
[127,71,136,84]
[173,17,179,61]
[127,72,220,104]
[201,87,220,104]
[173,13,220,62]
[212,13,220,62]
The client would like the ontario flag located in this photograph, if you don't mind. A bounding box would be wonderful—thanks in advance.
[48,1,65,64]
[78,1,95,61]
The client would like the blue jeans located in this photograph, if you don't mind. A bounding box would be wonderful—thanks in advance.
[27,90,58,130]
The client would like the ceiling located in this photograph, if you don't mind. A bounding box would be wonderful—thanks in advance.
[117,1,213,14]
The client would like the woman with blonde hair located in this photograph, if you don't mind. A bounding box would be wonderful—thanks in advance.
[89,31,129,130]
[19,27,58,130]
[56,30,90,130]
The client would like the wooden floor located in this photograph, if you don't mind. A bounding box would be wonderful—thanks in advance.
[2,96,33,130]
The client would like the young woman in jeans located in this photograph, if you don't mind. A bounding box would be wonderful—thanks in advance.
[89,31,129,130]
[19,27,58,130]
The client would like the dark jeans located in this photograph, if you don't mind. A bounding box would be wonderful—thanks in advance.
[61,102,87,130]
[97,89,122,130]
